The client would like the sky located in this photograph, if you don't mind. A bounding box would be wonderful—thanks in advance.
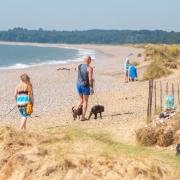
[0,0,180,31]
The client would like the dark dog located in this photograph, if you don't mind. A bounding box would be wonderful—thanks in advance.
[88,105,104,120]
[176,143,180,155]
[72,105,83,120]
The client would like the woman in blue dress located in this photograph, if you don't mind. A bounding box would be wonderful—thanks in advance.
[14,73,34,130]
[128,65,138,82]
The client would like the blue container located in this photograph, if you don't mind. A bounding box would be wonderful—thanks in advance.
[165,95,175,110]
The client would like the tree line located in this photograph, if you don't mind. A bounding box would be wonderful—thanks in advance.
[0,28,180,44]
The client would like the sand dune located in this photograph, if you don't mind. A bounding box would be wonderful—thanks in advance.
[0,126,179,180]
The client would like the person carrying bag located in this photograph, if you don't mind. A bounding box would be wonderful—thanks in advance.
[14,73,34,130]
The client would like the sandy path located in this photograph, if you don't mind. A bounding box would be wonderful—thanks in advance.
[0,43,146,144]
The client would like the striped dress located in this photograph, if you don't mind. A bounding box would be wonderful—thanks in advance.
[17,89,31,118]
[16,90,29,107]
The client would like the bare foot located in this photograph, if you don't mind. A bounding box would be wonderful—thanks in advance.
[80,116,87,121]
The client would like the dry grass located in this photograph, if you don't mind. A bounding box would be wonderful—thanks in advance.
[136,126,175,147]
[136,127,157,146]
[174,130,180,143]
[0,126,180,179]
[136,112,180,148]
[156,129,174,147]
[143,61,171,80]
[143,45,180,80]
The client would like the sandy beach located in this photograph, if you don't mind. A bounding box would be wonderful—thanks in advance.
[1,43,180,180]
[0,42,146,143]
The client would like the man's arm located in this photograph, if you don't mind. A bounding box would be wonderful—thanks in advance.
[88,66,94,87]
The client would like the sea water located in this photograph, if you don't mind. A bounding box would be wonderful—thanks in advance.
[0,44,96,70]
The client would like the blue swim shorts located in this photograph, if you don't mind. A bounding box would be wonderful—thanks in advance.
[77,84,90,96]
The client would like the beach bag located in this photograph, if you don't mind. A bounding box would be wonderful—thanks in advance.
[165,95,174,110]
[26,102,33,115]
[26,83,33,115]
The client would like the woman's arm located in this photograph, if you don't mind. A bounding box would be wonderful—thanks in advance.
[14,85,18,101]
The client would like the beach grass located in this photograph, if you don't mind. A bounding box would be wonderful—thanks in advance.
[0,126,180,179]
[46,127,180,168]
[142,45,180,80]
[1,125,178,161]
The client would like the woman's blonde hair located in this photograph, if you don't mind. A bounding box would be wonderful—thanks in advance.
[20,73,31,84]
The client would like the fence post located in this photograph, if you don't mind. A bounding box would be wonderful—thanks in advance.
[149,79,153,122]
[147,80,150,122]
[166,82,169,95]
[147,79,153,123]
[172,83,174,96]
[178,82,180,105]
[160,81,163,112]
[154,81,157,113]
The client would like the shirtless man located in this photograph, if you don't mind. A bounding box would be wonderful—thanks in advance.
[76,56,94,121]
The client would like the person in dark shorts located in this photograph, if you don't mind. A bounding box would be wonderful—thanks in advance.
[76,56,94,121]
